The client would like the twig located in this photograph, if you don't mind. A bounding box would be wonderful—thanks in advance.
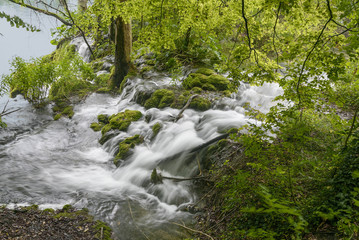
[62,0,94,58]
[296,0,333,115]
[2,100,9,114]
[162,175,207,182]
[196,153,202,176]
[100,227,103,240]
[170,221,214,240]
[175,94,199,122]
[8,0,72,26]
[127,201,151,240]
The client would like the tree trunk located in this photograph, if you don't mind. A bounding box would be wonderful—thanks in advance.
[110,16,132,88]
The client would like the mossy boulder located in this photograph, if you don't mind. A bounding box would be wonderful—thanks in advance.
[114,134,144,166]
[152,122,162,138]
[53,104,74,120]
[195,68,216,75]
[99,110,142,140]
[107,110,142,131]
[90,122,103,132]
[97,114,109,124]
[96,87,111,93]
[62,106,74,118]
[170,94,211,111]
[144,89,175,109]
[183,68,230,92]
[189,97,211,111]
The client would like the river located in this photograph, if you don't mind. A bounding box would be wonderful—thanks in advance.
[0,2,283,239]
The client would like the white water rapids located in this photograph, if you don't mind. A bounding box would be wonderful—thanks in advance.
[0,70,282,238]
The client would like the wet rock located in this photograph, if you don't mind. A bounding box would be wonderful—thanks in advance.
[114,134,144,166]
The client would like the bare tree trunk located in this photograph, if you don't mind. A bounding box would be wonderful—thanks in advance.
[110,16,132,88]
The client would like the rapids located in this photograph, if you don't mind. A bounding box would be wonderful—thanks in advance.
[0,70,282,239]
[0,3,283,237]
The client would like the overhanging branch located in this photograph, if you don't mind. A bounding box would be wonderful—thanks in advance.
[8,0,72,26]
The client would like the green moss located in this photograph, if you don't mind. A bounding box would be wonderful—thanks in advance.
[43,208,55,213]
[62,106,74,118]
[91,61,104,72]
[54,113,62,120]
[152,123,162,137]
[97,114,109,124]
[118,78,127,94]
[191,87,203,94]
[94,73,110,87]
[10,87,22,98]
[195,68,216,75]
[62,204,73,212]
[101,124,112,135]
[90,122,103,131]
[144,89,175,109]
[222,90,232,97]
[96,87,111,93]
[151,168,163,184]
[183,72,230,92]
[108,110,142,131]
[140,66,153,74]
[93,220,112,240]
[208,74,230,91]
[100,110,142,138]
[189,97,211,111]
[114,135,144,166]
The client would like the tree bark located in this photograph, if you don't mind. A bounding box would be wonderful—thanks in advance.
[110,16,132,88]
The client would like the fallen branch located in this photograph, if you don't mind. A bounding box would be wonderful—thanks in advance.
[175,94,199,122]
[170,221,214,240]
[1,100,20,118]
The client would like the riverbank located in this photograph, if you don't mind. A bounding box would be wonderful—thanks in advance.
[0,205,112,240]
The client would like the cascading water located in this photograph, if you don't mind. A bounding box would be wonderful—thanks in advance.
[0,68,282,238]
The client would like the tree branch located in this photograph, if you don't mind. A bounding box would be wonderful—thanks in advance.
[62,0,94,58]
[273,2,282,65]
[296,0,333,114]
[8,0,72,26]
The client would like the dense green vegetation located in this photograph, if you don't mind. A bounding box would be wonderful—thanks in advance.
[1,0,359,239]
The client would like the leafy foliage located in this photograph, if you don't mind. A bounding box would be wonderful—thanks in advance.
[0,11,40,32]
[1,42,95,106]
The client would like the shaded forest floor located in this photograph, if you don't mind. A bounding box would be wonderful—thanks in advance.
[0,205,112,240]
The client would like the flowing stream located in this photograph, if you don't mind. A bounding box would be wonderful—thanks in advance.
[0,73,282,239]
[0,2,283,239]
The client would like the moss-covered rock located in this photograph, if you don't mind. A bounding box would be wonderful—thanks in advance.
[53,104,74,120]
[114,135,144,166]
[195,68,216,75]
[96,87,111,93]
[107,110,142,131]
[62,106,74,118]
[144,89,175,109]
[152,122,162,138]
[94,73,110,87]
[189,97,211,111]
[54,113,62,121]
[90,122,103,131]
[97,114,109,124]
[183,68,230,92]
